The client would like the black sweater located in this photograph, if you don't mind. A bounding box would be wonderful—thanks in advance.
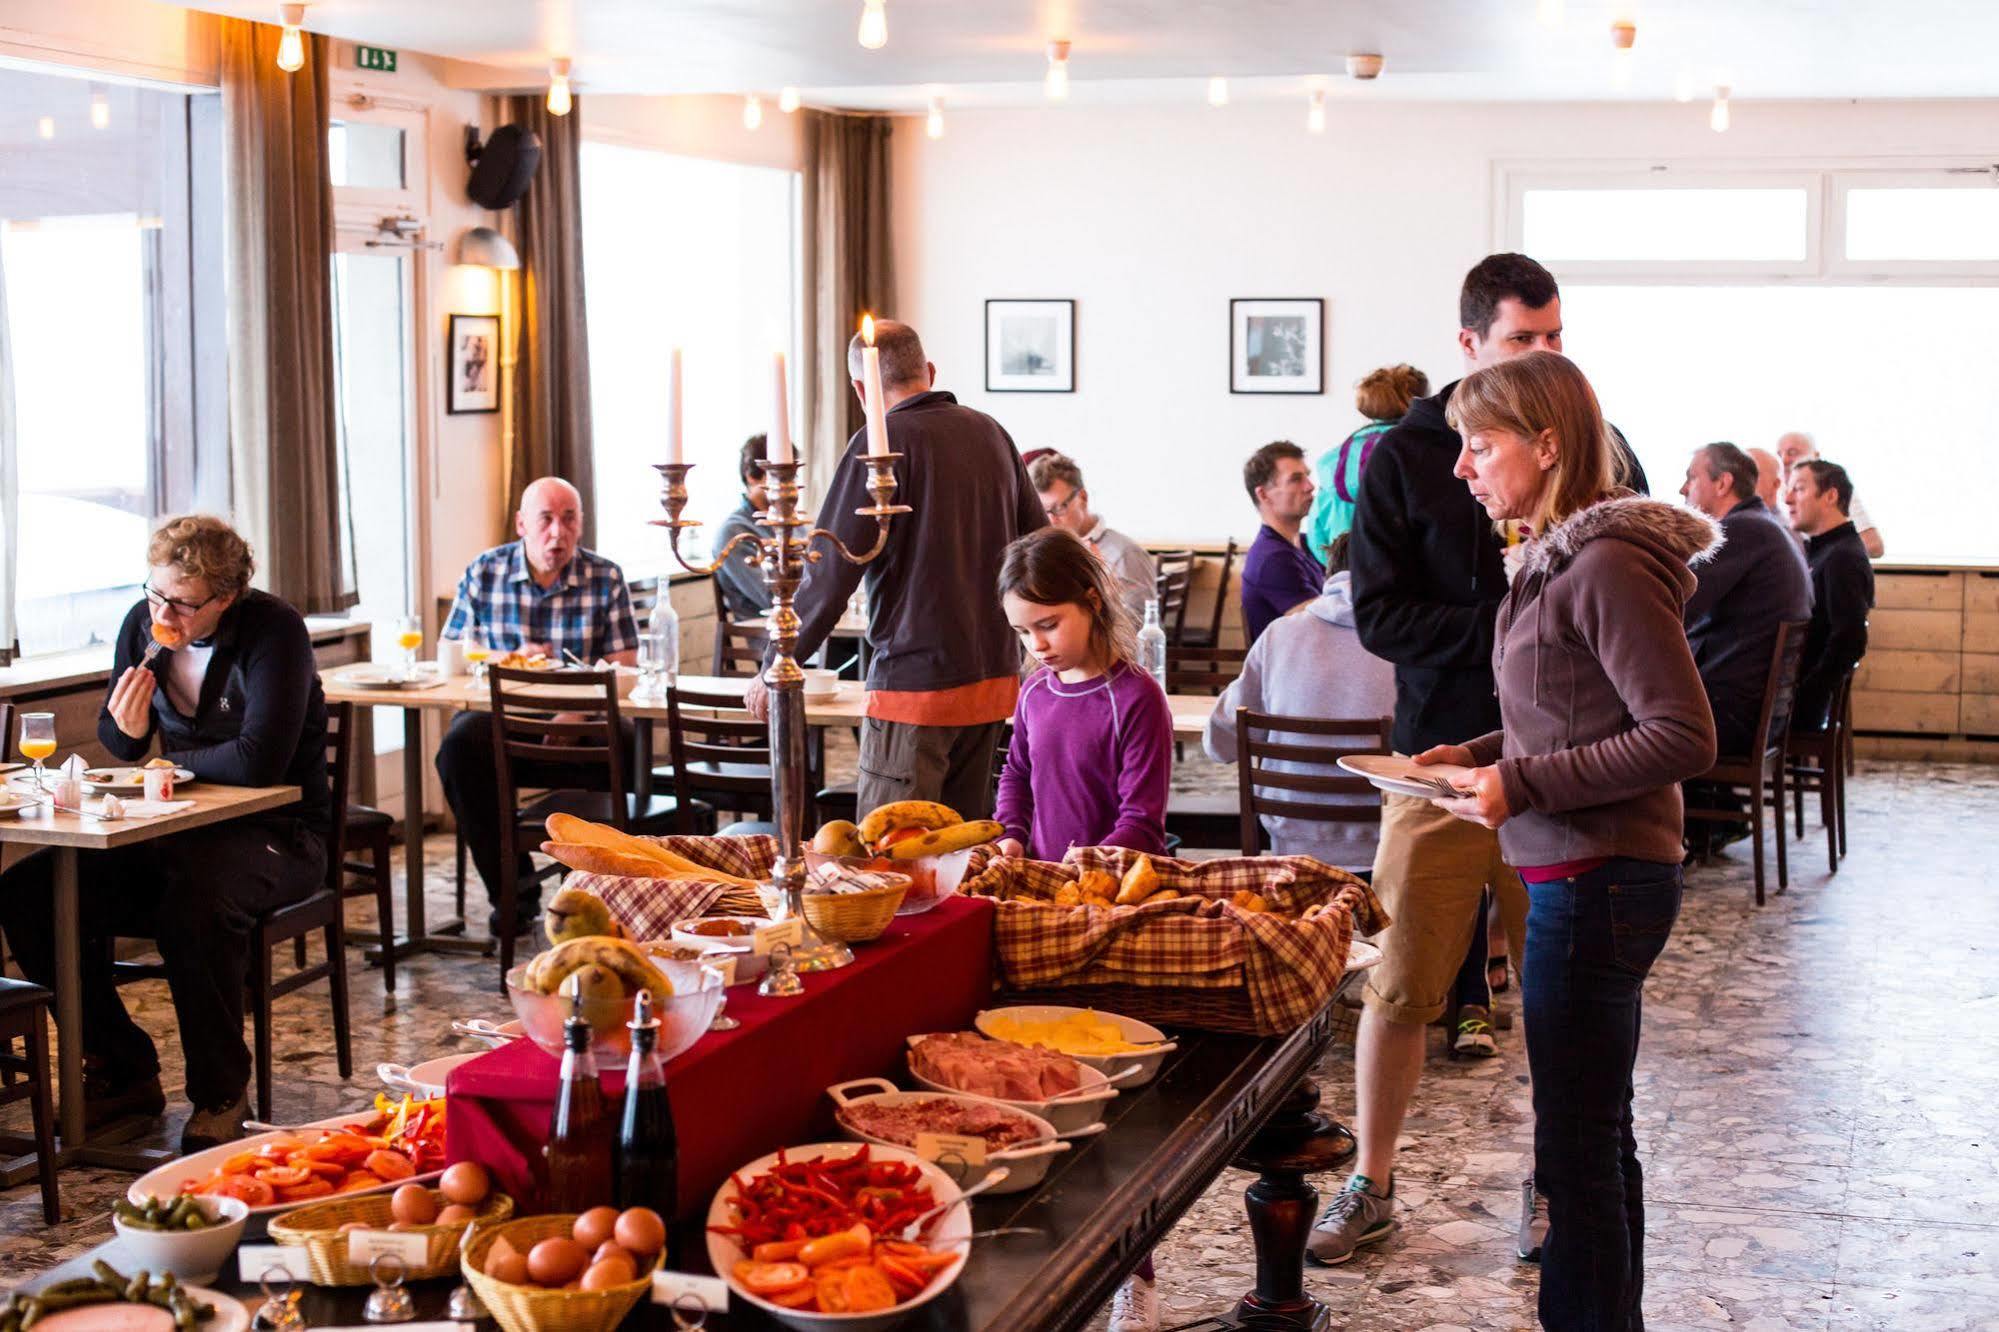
[1796,522,1874,731]
[1683,497,1812,751]
[101,590,331,838]
[790,391,1047,696]
[1349,384,1508,754]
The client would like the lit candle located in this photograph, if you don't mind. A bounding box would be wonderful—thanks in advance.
[667,347,684,465]
[771,351,793,465]
[861,315,890,458]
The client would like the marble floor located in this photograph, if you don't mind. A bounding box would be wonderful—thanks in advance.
[4,759,1997,1332]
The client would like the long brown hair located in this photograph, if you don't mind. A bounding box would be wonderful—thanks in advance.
[996,527,1136,670]
[1445,351,1612,534]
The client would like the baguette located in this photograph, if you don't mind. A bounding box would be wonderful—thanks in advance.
[540,841,683,880]
[542,813,760,888]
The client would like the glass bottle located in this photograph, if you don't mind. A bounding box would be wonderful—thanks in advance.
[1137,598,1169,693]
[545,992,614,1212]
[616,989,680,1263]
[642,591,680,697]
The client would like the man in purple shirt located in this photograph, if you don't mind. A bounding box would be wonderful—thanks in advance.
[1239,441,1326,644]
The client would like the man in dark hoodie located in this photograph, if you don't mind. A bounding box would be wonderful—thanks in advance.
[1316,253,1608,1269]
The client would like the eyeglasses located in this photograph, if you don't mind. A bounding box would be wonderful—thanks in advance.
[1043,489,1081,520]
[144,583,218,616]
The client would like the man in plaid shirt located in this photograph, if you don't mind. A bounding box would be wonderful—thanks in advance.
[436,477,642,934]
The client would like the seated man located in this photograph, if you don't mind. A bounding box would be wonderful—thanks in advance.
[1028,451,1156,622]
[1680,442,1812,754]
[1778,431,1884,557]
[713,434,773,618]
[437,476,638,932]
[1238,441,1324,645]
[0,516,330,1151]
[1787,460,1875,732]
[1203,535,1395,872]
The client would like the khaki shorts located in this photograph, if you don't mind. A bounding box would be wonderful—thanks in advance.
[1362,791,1527,1026]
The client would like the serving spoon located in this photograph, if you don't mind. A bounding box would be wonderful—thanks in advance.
[897,1168,1009,1242]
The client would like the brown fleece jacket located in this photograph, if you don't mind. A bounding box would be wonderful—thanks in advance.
[1463,496,1722,868]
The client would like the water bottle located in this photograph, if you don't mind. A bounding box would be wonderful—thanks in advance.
[641,594,678,698]
[1137,598,1169,694]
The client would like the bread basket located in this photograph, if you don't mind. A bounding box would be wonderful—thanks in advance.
[463,1214,662,1332]
[800,876,909,942]
[267,1187,514,1284]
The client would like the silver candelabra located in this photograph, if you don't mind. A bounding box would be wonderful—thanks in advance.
[652,453,908,971]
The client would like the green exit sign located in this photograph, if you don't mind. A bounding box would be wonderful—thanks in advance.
[356,45,398,73]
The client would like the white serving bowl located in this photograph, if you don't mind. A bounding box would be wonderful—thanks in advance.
[112,1194,249,1282]
[826,1077,1085,1196]
[663,918,772,982]
[377,1051,481,1097]
[706,1142,971,1332]
[904,1036,1120,1134]
[974,1004,1178,1088]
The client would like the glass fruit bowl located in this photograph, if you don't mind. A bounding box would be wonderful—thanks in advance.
[503,955,725,1061]
[802,848,974,915]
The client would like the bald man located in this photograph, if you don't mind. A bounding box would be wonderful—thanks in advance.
[437,477,641,934]
[1777,432,1883,558]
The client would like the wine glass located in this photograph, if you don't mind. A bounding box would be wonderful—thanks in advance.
[463,625,490,680]
[18,713,55,797]
[395,616,422,679]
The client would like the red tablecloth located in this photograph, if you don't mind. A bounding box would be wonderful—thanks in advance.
[444,895,995,1218]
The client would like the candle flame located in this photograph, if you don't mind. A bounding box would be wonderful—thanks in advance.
[861,314,876,346]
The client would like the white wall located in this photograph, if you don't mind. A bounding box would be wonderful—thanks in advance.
[893,97,1999,545]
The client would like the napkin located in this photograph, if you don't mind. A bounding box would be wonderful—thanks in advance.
[98,794,126,820]
[118,799,196,818]
[52,755,86,810]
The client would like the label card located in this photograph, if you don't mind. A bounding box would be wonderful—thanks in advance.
[752,917,804,956]
[345,1228,432,1267]
[652,1271,730,1312]
[913,1131,988,1166]
[707,954,738,986]
[237,1244,311,1283]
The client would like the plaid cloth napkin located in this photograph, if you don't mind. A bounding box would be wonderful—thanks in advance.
[562,834,775,941]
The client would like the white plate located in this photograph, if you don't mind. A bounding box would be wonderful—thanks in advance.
[0,791,33,819]
[330,664,447,690]
[706,1142,970,1332]
[126,1110,442,1217]
[1336,754,1475,800]
[182,1286,249,1332]
[974,1005,1177,1088]
[81,767,197,794]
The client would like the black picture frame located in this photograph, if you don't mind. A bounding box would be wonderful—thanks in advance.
[447,313,501,414]
[1229,298,1324,395]
[984,298,1076,392]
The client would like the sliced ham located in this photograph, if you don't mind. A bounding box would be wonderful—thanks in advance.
[910,1031,1083,1101]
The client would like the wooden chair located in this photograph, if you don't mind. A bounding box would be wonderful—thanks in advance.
[1683,620,1808,906]
[711,577,769,677]
[1175,539,1239,650]
[1234,711,1391,857]
[327,702,400,993]
[0,976,59,1223]
[667,686,777,833]
[1787,664,1859,876]
[0,701,14,762]
[1153,550,1195,642]
[1167,646,1247,697]
[489,665,697,980]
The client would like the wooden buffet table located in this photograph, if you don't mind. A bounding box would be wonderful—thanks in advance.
[0,780,301,1178]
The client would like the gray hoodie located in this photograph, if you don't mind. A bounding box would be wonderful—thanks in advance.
[1203,572,1397,870]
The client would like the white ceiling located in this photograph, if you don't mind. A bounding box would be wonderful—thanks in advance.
[163,0,1999,109]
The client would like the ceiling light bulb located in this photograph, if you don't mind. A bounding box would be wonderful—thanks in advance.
[857,0,887,50]
[90,87,109,129]
[1208,76,1229,106]
[1045,40,1070,101]
[1537,0,1564,26]
[547,57,573,116]
[1610,19,1636,49]
[37,115,54,140]
[779,87,801,113]
[744,94,763,129]
[1710,86,1730,132]
[1307,89,1326,133]
[275,4,307,73]
[1345,52,1384,80]
[926,96,944,139]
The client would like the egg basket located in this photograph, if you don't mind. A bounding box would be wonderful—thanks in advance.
[267,1187,514,1285]
[463,1214,663,1332]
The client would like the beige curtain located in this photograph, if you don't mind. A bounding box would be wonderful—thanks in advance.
[220,20,354,613]
[499,95,596,548]
[800,113,896,487]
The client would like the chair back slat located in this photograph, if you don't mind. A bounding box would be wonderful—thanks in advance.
[710,575,770,677]
[1166,645,1246,696]
[1236,709,1391,855]
[488,665,630,827]
[667,686,775,805]
[1752,619,1811,759]
[1153,550,1195,638]
[321,700,354,894]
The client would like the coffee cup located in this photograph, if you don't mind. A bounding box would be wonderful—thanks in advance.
[436,637,465,677]
[802,668,840,697]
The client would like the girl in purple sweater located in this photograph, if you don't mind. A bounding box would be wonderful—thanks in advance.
[993,527,1171,863]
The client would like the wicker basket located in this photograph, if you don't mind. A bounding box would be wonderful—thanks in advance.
[267,1188,514,1285]
[800,878,908,942]
[464,1215,662,1332]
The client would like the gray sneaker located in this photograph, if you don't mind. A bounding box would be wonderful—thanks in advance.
[1517,1175,1548,1261]
[1306,1174,1396,1265]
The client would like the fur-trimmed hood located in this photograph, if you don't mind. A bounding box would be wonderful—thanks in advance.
[1513,495,1723,583]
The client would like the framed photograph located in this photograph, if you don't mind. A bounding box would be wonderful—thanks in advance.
[447,314,500,414]
[985,299,1075,392]
[1230,298,1324,395]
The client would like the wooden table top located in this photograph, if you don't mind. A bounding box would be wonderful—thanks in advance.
[0,780,302,850]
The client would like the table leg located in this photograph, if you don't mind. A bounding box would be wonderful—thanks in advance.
[52,846,84,1152]
[634,718,653,803]
[364,706,481,965]
[1225,1078,1351,1331]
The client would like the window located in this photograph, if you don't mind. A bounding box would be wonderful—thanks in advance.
[0,67,224,659]
[579,141,799,577]
[1521,186,1809,264]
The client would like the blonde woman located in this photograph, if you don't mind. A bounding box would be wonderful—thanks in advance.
[1417,352,1717,1330]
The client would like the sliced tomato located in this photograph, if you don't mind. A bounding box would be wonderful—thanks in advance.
[768,1284,817,1309]
[202,1174,276,1207]
[337,1172,382,1192]
[744,1262,810,1296]
[365,1149,415,1180]
[874,1254,924,1299]
[220,1151,262,1175]
[255,1166,315,1189]
[813,1270,852,1314]
[842,1265,898,1313]
[298,1160,347,1181]
[277,1178,336,1201]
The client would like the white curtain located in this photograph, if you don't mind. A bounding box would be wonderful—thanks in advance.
[0,238,18,663]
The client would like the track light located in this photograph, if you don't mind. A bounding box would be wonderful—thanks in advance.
[779,87,801,113]
[1710,85,1731,132]
[858,0,887,50]
[1346,52,1384,80]
[1207,76,1229,106]
[1045,40,1070,101]
[926,95,944,139]
[743,94,763,130]
[547,57,573,116]
[1307,89,1326,133]
[275,3,306,73]
[90,86,109,129]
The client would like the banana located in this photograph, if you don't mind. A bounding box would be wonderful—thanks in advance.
[531,935,673,998]
[883,819,1004,859]
[857,800,963,848]
[556,963,624,1007]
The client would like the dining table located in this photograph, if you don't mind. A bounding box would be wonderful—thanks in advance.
[0,777,302,1181]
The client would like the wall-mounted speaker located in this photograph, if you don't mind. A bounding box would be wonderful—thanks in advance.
[464,124,542,211]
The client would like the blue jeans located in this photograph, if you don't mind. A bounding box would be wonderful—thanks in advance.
[1524,858,1682,1332]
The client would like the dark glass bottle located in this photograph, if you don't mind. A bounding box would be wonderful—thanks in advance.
[545,992,614,1212]
[616,989,680,1262]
